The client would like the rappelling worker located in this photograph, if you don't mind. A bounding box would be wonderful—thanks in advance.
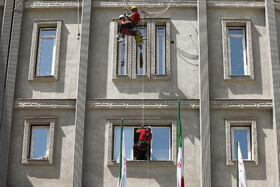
[115,15,131,41]
[133,125,152,160]
[116,5,140,42]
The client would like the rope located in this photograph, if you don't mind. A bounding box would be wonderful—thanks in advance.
[141,0,174,18]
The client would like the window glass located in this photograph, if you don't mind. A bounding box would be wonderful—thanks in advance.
[151,127,170,160]
[37,29,56,76]
[228,28,246,75]
[137,27,147,75]
[113,126,171,161]
[156,27,166,75]
[231,127,250,160]
[118,37,128,75]
[30,126,49,159]
[114,127,133,160]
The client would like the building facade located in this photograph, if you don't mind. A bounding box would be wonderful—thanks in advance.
[0,0,280,186]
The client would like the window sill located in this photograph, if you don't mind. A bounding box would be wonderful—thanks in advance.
[108,160,175,167]
[224,75,254,82]
[22,159,52,165]
[28,75,58,82]
[227,160,258,166]
[112,75,170,81]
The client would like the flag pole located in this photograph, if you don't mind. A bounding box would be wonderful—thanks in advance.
[119,118,124,185]
[177,100,180,154]
[236,141,239,187]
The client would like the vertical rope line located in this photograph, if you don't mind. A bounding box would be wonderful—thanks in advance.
[77,0,80,39]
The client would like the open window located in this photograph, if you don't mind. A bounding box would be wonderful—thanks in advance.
[107,119,176,165]
[113,126,170,161]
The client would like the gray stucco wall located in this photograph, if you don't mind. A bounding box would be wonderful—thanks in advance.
[87,7,199,99]
[82,109,200,187]
[211,109,276,187]
[14,9,80,99]
[7,109,75,186]
[208,8,271,99]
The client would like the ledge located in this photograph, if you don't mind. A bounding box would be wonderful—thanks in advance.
[13,99,272,110]
[14,99,76,109]
[87,99,199,109]
[210,99,272,109]
[109,160,175,167]
[23,1,265,9]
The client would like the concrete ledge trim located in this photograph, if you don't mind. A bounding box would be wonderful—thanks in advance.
[14,99,76,109]
[13,99,272,109]
[23,1,265,9]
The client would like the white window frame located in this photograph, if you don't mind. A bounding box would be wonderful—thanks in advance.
[28,20,62,81]
[225,119,258,166]
[30,125,50,159]
[22,117,55,165]
[156,26,166,75]
[107,118,176,166]
[36,28,57,76]
[136,26,147,75]
[227,27,247,76]
[221,19,254,81]
[231,126,251,160]
[117,36,129,75]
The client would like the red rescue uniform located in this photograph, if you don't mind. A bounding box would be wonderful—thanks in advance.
[131,11,139,25]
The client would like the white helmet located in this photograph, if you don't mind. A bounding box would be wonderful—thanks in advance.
[119,15,125,19]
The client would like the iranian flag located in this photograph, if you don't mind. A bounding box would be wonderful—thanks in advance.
[117,119,127,187]
[177,100,185,187]
[237,141,248,187]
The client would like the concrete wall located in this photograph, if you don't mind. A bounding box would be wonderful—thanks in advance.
[7,109,75,186]
[208,8,271,99]
[82,109,200,187]
[14,9,80,99]
[88,7,199,99]
[211,109,276,187]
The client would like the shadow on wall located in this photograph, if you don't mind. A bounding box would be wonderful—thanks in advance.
[7,112,75,186]
[113,21,200,99]
[15,9,80,98]
[209,20,264,98]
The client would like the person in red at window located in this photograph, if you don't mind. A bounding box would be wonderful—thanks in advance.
[115,15,131,41]
[133,125,152,160]
[116,5,140,42]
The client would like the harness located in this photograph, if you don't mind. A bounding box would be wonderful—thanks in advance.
[137,129,152,151]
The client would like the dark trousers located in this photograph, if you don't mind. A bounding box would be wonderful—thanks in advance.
[119,22,135,37]
[133,141,150,160]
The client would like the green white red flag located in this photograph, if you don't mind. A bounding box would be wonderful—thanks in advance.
[117,119,127,187]
[237,141,247,187]
[177,100,185,187]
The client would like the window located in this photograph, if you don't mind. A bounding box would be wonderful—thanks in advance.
[22,117,55,165]
[107,119,176,165]
[36,29,57,76]
[113,19,170,80]
[225,119,258,166]
[137,27,147,75]
[231,127,251,160]
[118,37,128,75]
[222,19,254,81]
[29,20,62,81]
[30,126,50,160]
[113,126,171,161]
[156,26,166,75]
